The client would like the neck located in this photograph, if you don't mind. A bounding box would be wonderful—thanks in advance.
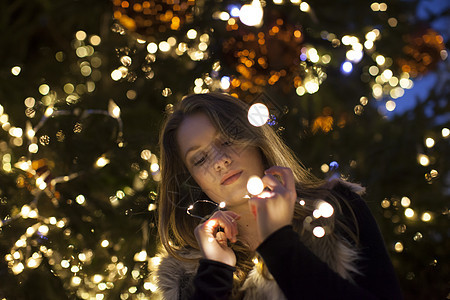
[228,202,261,251]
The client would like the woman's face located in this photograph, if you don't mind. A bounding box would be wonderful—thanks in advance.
[177,112,265,208]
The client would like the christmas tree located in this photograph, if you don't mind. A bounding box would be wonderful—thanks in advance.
[0,0,448,299]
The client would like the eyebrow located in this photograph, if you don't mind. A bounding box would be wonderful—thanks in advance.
[184,145,201,161]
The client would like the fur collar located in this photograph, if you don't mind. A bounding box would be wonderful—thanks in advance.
[150,236,359,300]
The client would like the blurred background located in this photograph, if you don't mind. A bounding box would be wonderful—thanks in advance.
[0,0,448,299]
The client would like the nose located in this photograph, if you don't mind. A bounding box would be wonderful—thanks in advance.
[212,147,231,171]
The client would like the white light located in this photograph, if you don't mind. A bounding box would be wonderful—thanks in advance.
[150,163,159,173]
[441,128,449,138]
[239,0,264,27]
[366,31,377,41]
[134,250,148,262]
[219,202,226,208]
[318,201,334,218]
[38,225,49,235]
[364,40,374,49]
[220,76,230,90]
[187,29,198,39]
[159,41,170,52]
[346,50,363,63]
[296,86,306,96]
[76,195,85,205]
[96,157,110,168]
[219,12,230,21]
[44,107,54,117]
[247,176,264,195]
[101,240,109,247]
[405,208,414,218]
[299,2,310,12]
[248,103,269,127]
[341,61,353,74]
[147,42,158,54]
[375,55,385,65]
[304,76,320,94]
[108,100,121,118]
[11,66,21,76]
[72,276,82,286]
[313,226,325,238]
[61,260,70,268]
[29,143,38,153]
[111,69,122,81]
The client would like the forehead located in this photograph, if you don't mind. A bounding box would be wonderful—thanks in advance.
[176,113,217,156]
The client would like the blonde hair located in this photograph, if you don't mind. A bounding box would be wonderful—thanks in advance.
[158,92,359,291]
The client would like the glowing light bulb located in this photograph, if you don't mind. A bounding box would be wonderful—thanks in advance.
[421,212,432,222]
[96,156,110,168]
[318,201,334,218]
[248,103,269,127]
[425,138,435,148]
[313,226,325,238]
[404,208,414,218]
[247,176,264,195]
[341,61,353,74]
[134,250,148,262]
[219,202,226,209]
[239,0,263,27]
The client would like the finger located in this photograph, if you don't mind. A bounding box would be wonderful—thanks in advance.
[261,173,284,193]
[215,231,228,247]
[265,166,295,192]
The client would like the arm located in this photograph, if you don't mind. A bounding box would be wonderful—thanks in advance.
[191,259,235,300]
[256,184,403,299]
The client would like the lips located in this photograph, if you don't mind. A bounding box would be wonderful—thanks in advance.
[221,170,243,185]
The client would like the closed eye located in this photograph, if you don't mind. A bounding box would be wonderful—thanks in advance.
[194,154,207,166]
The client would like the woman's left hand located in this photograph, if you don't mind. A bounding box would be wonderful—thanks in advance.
[248,166,297,243]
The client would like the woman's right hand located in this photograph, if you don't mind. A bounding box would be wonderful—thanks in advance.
[194,210,240,267]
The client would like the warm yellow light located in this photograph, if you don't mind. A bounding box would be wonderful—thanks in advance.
[134,250,148,262]
[96,157,110,168]
[442,128,450,138]
[159,41,170,52]
[61,260,70,268]
[71,265,79,273]
[385,100,396,112]
[28,143,38,153]
[76,195,85,205]
[187,29,198,39]
[421,212,432,222]
[320,164,329,173]
[425,138,435,148]
[375,55,385,65]
[101,240,109,247]
[38,225,49,235]
[75,30,87,40]
[394,242,403,252]
[12,262,24,275]
[11,66,21,76]
[304,77,319,94]
[405,208,414,218]
[93,274,103,283]
[143,282,157,292]
[108,100,121,118]
[401,197,411,207]
[72,276,82,286]
[417,154,430,166]
[247,176,264,195]
[39,84,50,95]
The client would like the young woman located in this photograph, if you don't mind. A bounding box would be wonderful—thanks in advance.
[152,92,402,299]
